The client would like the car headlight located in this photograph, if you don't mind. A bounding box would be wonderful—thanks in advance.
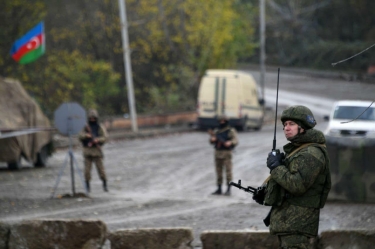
[326,129,341,136]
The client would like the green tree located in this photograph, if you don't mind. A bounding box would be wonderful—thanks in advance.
[0,0,257,115]
[13,50,120,117]
[0,0,47,77]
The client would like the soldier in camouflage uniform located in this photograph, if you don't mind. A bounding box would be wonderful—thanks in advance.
[79,109,109,192]
[262,106,331,249]
[210,115,238,196]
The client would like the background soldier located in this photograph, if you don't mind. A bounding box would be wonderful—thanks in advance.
[261,105,331,249]
[79,109,109,192]
[209,115,238,196]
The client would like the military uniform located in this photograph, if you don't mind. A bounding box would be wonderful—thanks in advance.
[264,106,331,249]
[210,119,238,195]
[78,109,108,192]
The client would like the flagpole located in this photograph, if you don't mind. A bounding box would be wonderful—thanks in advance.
[118,0,138,132]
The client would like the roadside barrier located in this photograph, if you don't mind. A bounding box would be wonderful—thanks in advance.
[107,227,193,249]
[326,136,375,203]
[103,112,197,131]
[1,220,375,249]
[200,230,278,249]
[1,219,107,249]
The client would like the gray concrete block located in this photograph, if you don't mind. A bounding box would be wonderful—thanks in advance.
[0,222,10,249]
[107,227,193,249]
[319,230,375,249]
[200,230,278,249]
[8,219,107,249]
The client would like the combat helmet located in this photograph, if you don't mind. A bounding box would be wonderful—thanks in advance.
[281,105,316,129]
[88,109,99,119]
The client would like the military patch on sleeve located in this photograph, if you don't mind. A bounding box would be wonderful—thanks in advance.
[306,115,316,125]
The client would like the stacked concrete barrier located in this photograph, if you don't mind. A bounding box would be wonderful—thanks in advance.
[326,136,375,203]
[1,220,375,249]
[0,222,10,249]
[5,219,107,249]
[200,230,278,249]
[319,230,375,249]
[107,227,194,249]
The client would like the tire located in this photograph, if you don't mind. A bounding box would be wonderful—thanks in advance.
[35,146,49,167]
[253,117,264,131]
[8,156,22,170]
[241,117,249,132]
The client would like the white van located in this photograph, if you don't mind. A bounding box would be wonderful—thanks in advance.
[196,70,265,131]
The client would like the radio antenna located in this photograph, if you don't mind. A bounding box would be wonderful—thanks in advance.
[272,68,280,151]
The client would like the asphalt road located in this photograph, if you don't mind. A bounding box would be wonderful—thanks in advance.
[1,69,375,248]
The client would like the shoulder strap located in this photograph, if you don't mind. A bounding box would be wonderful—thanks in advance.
[286,143,326,159]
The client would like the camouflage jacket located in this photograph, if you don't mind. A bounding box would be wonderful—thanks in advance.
[266,129,331,236]
[209,126,238,157]
[78,123,108,157]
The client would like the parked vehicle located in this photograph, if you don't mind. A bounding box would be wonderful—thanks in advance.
[324,100,375,138]
[196,70,264,131]
[0,77,53,170]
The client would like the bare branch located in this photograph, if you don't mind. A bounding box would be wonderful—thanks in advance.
[332,43,375,66]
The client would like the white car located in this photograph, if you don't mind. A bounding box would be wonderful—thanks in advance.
[324,100,375,138]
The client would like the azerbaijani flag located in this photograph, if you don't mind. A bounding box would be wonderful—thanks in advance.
[10,22,45,65]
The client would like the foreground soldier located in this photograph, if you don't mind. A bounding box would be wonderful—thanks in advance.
[79,109,109,192]
[262,105,331,249]
[209,115,238,196]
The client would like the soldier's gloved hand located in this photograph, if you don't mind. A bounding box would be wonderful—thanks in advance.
[252,187,266,205]
[266,152,285,172]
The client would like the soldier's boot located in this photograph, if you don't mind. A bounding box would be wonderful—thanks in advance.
[103,180,108,192]
[211,185,222,195]
[85,181,90,193]
[224,185,231,196]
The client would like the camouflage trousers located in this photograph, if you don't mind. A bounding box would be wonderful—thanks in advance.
[214,150,233,186]
[278,234,317,249]
[84,156,107,181]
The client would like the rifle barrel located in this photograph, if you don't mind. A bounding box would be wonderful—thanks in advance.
[229,181,256,194]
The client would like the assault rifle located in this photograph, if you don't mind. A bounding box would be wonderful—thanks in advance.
[83,125,101,148]
[229,180,266,196]
[208,129,233,149]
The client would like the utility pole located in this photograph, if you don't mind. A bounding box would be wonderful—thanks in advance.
[259,0,266,101]
[118,0,138,132]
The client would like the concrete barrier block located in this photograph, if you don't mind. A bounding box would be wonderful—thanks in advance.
[319,230,375,249]
[8,219,107,249]
[0,222,10,249]
[326,136,375,203]
[200,230,278,249]
[107,227,194,249]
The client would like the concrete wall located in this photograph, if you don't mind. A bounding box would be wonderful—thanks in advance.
[1,220,375,249]
[326,136,375,203]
